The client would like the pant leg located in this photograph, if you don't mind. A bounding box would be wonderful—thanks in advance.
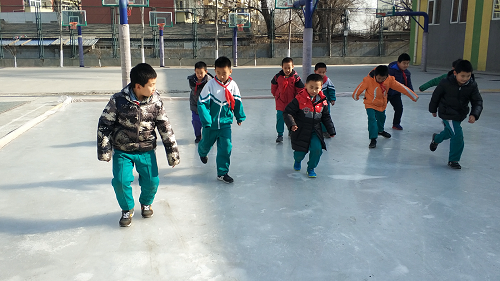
[192,111,202,138]
[216,127,232,176]
[136,150,160,206]
[434,120,453,143]
[366,108,379,139]
[294,150,307,163]
[449,120,464,162]
[307,133,323,170]
[375,110,386,133]
[112,150,136,211]
[198,127,218,157]
[388,94,403,126]
[276,110,285,136]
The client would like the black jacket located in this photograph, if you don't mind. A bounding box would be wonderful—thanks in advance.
[187,73,212,113]
[429,73,483,122]
[283,90,336,152]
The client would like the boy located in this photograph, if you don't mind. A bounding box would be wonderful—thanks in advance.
[352,65,418,149]
[271,57,305,143]
[198,56,246,183]
[419,59,462,92]
[97,63,180,227]
[187,61,213,143]
[314,62,336,138]
[387,53,414,130]
[428,60,483,169]
[283,74,336,178]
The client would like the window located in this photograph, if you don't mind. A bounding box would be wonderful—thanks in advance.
[428,0,441,24]
[494,0,500,19]
[451,0,468,23]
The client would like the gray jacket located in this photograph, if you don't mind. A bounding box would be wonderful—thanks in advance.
[97,84,180,166]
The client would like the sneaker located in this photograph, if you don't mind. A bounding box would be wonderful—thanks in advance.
[276,135,284,143]
[200,156,208,164]
[119,209,134,227]
[392,125,403,130]
[378,131,391,138]
[141,204,153,218]
[217,174,234,183]
[294,161,301,171]
[307,169,317,178]
[195,136,201,143]
[430,133,438,151]
[448,161,461,169]
[369,138,377,148]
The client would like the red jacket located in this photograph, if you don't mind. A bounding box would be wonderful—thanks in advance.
[271,69,305,111]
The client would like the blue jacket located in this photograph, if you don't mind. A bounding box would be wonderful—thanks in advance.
[388,61,413,96]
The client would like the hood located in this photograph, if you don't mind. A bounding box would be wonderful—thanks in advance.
[388,61,399,69]
[121,84,159,104]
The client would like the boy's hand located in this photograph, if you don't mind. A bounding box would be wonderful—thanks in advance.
[330,100,335,105]
[291,125,298,131]
[353,96,359,101]
[330,135,335,138]
[468,115,476,123]
[237,122,242,126]
[432,113,437,117]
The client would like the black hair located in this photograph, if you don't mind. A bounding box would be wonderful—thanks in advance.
[397,53,411,62]
[374,65,389,77]
[214,56,232,69]
[452,59,462,68]
[315,62,327,70]
[130,63,157,88]
[454,60,473,74]
[194,61,207,70]
[306,73,323,83]
[282,57,293,65]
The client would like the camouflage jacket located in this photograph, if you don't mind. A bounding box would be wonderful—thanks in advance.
[97,85,180,166]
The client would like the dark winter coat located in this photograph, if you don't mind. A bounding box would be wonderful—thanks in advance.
[388,61,413,96]
[429,73,483,122]
[97,84,180,166]
[187,73,213,113]
[283,89,336,152]
[271,69,305,111]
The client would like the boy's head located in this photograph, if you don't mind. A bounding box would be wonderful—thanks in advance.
[397,53,411,71]
[194,61,208,81]
[373,65,389,83]
[314,62,327,78]
[453,60,473,86]
[305,74,323,97]
[282,57,294,76]
[452,58,462,69]
[130,63,157,100]
[214,56,232,83]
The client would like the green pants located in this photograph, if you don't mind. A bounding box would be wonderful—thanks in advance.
[112,149,159,211]
[198,127,232,176]
[366,108,386,139]
[294,133,323,171]
[434,119,464,162]
[276,110,285,136]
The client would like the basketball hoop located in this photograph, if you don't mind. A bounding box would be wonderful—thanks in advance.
[69,22,78,30]
[376,12,386,17]
[237,24,244,32]
[158,23,165,31]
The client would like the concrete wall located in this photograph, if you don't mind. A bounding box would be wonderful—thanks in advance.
[487,19,500,73]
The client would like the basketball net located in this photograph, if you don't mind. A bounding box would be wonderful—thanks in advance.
[69,22,78,30]
[237,24,244,32]
[158,23,165,31]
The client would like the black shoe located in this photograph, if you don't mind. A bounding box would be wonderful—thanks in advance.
[369,138,377,148]
[195,136,201,143]
[378,131,391,138]
[200,156,208,164]
[119,209,134,227]
[141,204,153,218]
[276,135,283,143]
[430,133,438,151]
[448,161,461,169]
[217,174,234,183]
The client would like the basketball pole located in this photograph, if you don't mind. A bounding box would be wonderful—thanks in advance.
[159,25,165,67]
[302,0,314,79]
[77,26,84,67]
[232,27,237,67]
[119,0,132,87]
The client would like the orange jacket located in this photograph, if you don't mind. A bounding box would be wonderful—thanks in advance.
[352,71,418,111]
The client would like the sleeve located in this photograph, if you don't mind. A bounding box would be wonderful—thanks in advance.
[232,83,246,123]
[271,75,278,97]
[407,72,414,91]
[97,97,117,161]
[419,74,447,91]
[283,98,299,129]
[197,82,212,128]
[469,86,483,120]
[295,76,305,90]
[429,82,445,113]
[324,79,336,101]
[321,102,336,135]
[389,79,419,101]
[352,78,368,100]
[155,100,180,166]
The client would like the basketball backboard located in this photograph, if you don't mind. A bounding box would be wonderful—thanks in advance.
[61,10,87,26]
[376,0,395,17]
[102,0,149,7]
[149,11,173,27]
[228,13,251,28]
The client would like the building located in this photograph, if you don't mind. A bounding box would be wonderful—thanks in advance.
[410,0,500,72]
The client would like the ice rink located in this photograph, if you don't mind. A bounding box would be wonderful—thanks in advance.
[1,65,500,280]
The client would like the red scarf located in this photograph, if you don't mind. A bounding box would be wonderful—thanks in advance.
[401,71,408,85]
[322,75,328,84]
[194,81,202,94]
[215,76,235,111]
[378,82,387,94]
